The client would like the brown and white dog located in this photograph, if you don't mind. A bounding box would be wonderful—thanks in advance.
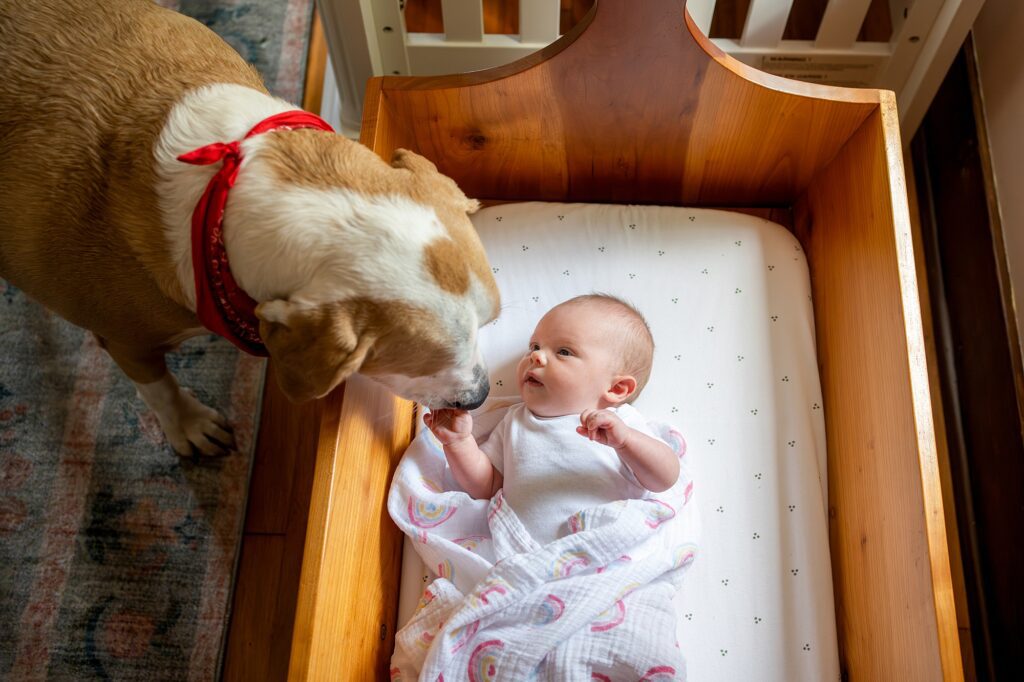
[0,0,499,455]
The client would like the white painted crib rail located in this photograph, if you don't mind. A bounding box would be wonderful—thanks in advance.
[318,0,985,140]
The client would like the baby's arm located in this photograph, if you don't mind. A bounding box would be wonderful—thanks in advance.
[577,409,680,492]
[423,408,503,499]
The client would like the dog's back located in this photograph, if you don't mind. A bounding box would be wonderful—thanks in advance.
[0,0,266,342]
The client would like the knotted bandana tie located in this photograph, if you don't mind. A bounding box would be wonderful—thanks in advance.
[178,110,335,356]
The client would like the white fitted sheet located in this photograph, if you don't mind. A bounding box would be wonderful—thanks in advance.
[396,202,839,680]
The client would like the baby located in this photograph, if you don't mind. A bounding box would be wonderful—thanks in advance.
[425,294,679,544]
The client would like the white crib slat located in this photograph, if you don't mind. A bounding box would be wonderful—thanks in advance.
[878,0,944,93]
[740,0,795,48]
[371,0,411,73]
[442,0,484,42]
[406,33,546,76]
[685,0,716,37]
[888,0,909,40]
[893,0,987,137]
[520,0,560,42]
[815,0,874,49]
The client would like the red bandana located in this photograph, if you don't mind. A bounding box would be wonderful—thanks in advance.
[177,110,335,356]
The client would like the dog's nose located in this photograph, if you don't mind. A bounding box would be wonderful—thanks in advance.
[449,384,489,410]
[446,368,490,410]
[450,394,486,411]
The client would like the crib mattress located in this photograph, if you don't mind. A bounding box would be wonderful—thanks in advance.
[396,202,840,680]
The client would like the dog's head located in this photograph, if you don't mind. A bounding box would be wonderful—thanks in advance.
[255,295,494,409]
[236,138,500,409]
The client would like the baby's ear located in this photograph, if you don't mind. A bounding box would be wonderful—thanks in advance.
[605,375,638,405]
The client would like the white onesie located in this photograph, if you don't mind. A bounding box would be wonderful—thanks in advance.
[479,402,662,545]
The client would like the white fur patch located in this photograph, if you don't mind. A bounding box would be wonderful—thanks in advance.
[153,84,498,397]
[224,159,447,304]
[223,156,494,366]
[152,83,492,335]
[154,83,299,309]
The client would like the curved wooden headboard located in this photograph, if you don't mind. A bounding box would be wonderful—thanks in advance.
[285,2,963,680]
[361,0,880,206]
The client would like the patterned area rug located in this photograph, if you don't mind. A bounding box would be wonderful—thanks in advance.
[0,1,314,679]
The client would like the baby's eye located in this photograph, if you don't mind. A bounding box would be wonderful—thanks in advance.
[557,348,573,357]
[529,343,540,352]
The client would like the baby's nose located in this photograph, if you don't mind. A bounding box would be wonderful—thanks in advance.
[530,349,547,366]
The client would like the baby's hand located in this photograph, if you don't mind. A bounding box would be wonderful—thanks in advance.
[577,409,630,449]
[424,408,474,447]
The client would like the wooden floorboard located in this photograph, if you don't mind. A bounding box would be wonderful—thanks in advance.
[223,534,286,681]
[243,369,321,535]
[223,12,334,675]
[222,372,322,680]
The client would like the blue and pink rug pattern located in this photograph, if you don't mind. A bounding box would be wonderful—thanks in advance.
[0,1,314,678]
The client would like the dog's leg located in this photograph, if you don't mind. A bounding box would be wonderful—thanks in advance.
[96,335,235,456]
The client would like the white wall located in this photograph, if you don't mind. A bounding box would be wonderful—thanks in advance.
[972,0,1024,349]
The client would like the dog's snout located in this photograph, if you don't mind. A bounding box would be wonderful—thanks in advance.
[443,365,490,410]
[448,383,489,411]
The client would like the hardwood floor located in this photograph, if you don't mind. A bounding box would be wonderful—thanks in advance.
[221,8,330,675]
[220,374,322,680]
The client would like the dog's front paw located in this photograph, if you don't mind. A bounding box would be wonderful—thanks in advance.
[136,376,236,457]
[162,390,235,457]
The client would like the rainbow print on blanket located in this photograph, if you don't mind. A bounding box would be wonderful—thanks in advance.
[533,594,566,625]
[386,403,700,680]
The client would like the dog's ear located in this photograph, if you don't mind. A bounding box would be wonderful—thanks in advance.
[256,300,375,403]
[390,148,439,174]
[391,148,480,214]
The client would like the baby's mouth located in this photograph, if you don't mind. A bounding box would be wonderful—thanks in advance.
[525,372,543,387]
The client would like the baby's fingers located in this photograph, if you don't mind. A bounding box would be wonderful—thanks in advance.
[426,409,456,430]
[584,411,611,430]
[577,420,601,441]
[580,409,606,429]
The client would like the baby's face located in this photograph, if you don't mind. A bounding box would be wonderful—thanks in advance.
[517,304,624,417]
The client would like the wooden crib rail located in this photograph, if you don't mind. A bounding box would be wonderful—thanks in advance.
[286,376,414,680]
[284,0,962,679]
[793,99,963,680]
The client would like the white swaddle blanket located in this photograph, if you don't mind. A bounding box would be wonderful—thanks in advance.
[386,402,699,681]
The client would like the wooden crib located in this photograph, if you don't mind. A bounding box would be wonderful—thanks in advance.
[279,0,961,678]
